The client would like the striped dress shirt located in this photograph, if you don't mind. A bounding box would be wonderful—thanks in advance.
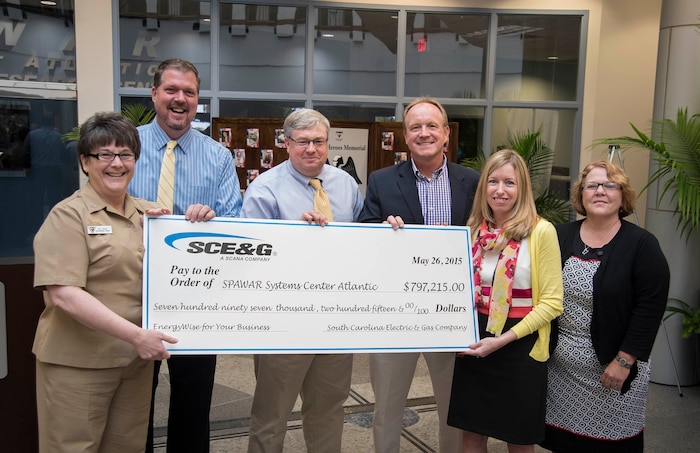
[412,157,452,226]
[128,121,242,217]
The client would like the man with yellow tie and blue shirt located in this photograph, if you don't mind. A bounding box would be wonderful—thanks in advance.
[240,108,363,453]
[128,58,242,453]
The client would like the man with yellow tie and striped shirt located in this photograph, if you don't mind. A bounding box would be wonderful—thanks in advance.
[128,58,242,453]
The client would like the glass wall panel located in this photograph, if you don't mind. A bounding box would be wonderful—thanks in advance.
[314,102,395,122]
[494,15,581,101]
[114,4,585,201]
[442,105,485,162]
[492,107,574,200]
[119,0,212,90]
[219,99,304,118]
[0,1,77,257]
[405,12,489,99]
[219,3,306,93]
[0,98,78,257]
[313,8,398,96]
[0,0,76,83]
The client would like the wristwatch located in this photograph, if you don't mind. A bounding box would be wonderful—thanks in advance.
[615,355,633,369]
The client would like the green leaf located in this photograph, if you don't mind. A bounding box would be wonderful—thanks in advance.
[60,103,155,143]
[60,125,81,143]
[121,103,156,127]
[594,108,700,239]
[459,150,486,172]
[535,190,570,224]
[664,299,700,338]
[461,130,570,224]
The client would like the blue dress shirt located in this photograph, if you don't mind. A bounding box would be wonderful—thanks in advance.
[128,121,242,217]
[240,160,363,221]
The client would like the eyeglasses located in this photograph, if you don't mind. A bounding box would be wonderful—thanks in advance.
[583,182,619,191]
[88,152,136,162]
[288,137,328,148]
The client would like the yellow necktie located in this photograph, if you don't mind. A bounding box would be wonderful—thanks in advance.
[157,140,177,211]
[309,178,333,221]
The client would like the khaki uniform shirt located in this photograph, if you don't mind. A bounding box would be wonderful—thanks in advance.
[33,183,157,368]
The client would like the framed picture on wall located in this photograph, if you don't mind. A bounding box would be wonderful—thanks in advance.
[274,128,286,148]
[246,128,259,148]
[260,149,274,169]
[246,169,259,187]
[394,151,407,165]
[219,127,232,147]
[234,149,246,168]
[381,131,394,150]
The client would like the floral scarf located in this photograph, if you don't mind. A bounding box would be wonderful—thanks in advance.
[472,219,521,336]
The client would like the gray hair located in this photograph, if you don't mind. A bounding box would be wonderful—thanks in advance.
[283,109,330,138]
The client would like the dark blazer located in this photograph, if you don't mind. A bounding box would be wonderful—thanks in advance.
[556,219,670,393]
[359,161,480,226]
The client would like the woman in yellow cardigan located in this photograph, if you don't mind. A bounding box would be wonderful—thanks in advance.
[447,149,563,453]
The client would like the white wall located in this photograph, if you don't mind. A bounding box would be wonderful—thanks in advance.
[75,0,115,121]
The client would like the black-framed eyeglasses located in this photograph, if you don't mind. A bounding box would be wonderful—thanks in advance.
[88,152,136,162]
[287,137,328,148]
[583,182,619,191]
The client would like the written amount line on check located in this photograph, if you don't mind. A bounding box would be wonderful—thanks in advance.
[150,302,471,314]
[143,217,477,353]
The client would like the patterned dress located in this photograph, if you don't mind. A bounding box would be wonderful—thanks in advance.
[545,250,650,447]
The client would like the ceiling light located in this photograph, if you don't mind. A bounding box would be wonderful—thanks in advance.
[41,1,57,5]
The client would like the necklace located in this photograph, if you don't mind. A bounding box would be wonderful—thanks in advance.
[580,221,620,256]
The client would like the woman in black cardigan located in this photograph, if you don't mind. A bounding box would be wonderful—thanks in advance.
[541,160,670,453]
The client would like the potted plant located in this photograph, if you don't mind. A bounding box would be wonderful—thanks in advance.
[61,103,156,142]
[594,109,700,277]
[664,297,700,383]
[461,129,570,224]
[665,298,700,339]
[595,107,700,384]
[594,108,700,238]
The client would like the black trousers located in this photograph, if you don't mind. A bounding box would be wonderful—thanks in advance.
[146,355,216,453]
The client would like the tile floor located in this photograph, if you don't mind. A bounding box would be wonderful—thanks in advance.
[152,354,700,452]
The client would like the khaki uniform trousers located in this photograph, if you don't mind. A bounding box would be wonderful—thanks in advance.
[368,352,462,453]
[247,353,353,453]
[36,358,153,453]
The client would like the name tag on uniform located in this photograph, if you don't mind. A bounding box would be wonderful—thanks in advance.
[87,225,113,235]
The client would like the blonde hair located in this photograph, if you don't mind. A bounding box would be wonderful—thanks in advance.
[467,149,539,241]
[403,97,449,130]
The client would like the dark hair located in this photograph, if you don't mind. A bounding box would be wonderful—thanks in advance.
[571,160,636,217]
[77,112,140,175]
[153,58,201,92]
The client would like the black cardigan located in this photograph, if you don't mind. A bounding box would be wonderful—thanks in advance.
[556,220,670,392]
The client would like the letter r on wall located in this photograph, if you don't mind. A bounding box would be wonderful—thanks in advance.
[133,30,160,57]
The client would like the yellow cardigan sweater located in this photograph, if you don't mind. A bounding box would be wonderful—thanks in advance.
[509,218,564,362]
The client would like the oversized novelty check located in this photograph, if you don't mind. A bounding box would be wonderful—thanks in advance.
[143,216,478,354]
